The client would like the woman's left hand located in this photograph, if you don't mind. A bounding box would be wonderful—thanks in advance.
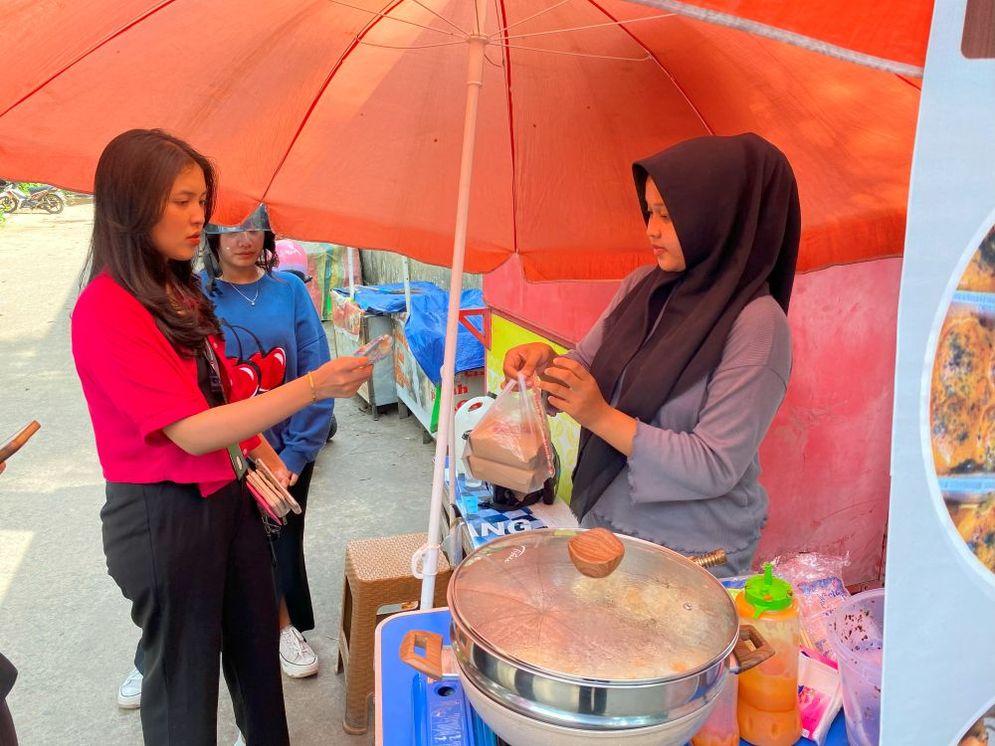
[540,358,610,429]
[254,450,292,488]
[266,458,293,488]
[248,438,293,487]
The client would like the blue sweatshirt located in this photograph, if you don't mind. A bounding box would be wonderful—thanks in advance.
[201,270,333,475]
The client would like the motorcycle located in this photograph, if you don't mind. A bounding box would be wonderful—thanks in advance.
[0,182,14,214]
[0,183,65,214]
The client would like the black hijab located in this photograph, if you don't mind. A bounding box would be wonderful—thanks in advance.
[569,133,800,521]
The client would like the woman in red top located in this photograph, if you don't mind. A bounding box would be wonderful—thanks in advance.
[71,129,372,746]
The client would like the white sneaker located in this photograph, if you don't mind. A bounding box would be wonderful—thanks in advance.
[279,625,319,678]
[117,667,142,709]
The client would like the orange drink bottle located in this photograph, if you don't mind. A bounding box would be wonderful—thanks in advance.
[735,563,802,746]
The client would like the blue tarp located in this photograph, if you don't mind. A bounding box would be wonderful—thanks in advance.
[332,281,442,314]
[405,288,485,384]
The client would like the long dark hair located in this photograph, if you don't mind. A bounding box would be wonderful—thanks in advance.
[85,128,221,355]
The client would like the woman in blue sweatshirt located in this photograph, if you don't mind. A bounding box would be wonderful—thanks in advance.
[200,205,331,679]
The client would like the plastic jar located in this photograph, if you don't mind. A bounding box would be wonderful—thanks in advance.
[735,563,802,746]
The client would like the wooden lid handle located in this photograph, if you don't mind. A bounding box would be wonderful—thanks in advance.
[568,528,625,578]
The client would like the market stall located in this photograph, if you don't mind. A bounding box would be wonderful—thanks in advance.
[327,280,432,418]
[0,1,940,744]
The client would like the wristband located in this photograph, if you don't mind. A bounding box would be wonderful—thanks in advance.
[306,371,317,403]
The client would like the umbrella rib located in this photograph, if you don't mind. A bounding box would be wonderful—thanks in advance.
[408,0,471,36]
[583,0,714,134]
[495,13,675,41]
[492,43,651,62]
[359,39,467,49]
[326,0,465,38]
[494,0,521,257]
[489,0,572,37]
[484,48,505,67]
[0,0,181,121]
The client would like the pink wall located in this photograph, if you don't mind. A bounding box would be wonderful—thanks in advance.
[484,257,901,584]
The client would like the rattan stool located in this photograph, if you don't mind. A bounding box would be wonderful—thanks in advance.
[336,531,451,734]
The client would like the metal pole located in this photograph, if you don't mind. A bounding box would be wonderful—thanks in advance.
[402,255,413,316]
[419,0,489,610]
[347,246,356,299]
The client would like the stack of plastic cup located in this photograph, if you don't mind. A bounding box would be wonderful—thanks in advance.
[829,588,885,745]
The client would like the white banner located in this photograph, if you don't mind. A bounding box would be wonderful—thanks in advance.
[884,1,995,743]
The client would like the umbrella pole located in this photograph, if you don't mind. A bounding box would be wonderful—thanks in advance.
[418,0,490,610]
[402,256,412,316]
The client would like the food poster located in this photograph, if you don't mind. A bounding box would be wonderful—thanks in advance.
[959,704,995,746]
[933,260,995,574]
[884,1,995,742]
[393,315,439,423]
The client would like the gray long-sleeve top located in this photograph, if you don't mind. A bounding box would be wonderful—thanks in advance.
[570,266,792,576]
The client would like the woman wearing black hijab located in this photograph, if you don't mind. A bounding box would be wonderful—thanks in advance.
[504,133,799,575]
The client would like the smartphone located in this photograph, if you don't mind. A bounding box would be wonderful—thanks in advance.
[353,334,393,365]
[0,421,41,464]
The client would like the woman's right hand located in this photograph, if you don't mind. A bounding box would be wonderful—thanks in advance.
[503,342,556,380]
[311,357,373,400]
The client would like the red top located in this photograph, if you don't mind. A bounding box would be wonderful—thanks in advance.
[72,273,260,496]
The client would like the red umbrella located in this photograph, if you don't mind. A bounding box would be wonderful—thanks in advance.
[0,0,926,603]
[0,0,921,277]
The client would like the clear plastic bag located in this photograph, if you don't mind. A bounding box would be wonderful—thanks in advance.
[463,374,555,494]
[768,552,851,660]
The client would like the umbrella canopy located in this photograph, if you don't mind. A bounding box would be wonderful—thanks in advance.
[1,0,920,280]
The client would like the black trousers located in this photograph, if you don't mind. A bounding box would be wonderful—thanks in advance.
[274,460,316,632]
[136,460,318,672]
[103,480,288,746]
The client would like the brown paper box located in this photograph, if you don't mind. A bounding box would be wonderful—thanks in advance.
[465,454,543,494]
[466,422,544,469]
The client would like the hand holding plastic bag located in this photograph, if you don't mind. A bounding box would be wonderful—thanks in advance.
[463,374,555,494]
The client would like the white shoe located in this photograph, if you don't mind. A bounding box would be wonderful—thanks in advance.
[117,667,142,709]
[279,625,319,678]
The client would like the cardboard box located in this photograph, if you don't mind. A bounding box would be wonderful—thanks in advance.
[465,454,543,494]
[466,420,545,470]
[463,439,547,494]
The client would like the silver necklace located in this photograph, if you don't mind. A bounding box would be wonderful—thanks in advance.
[221,277,261,306]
